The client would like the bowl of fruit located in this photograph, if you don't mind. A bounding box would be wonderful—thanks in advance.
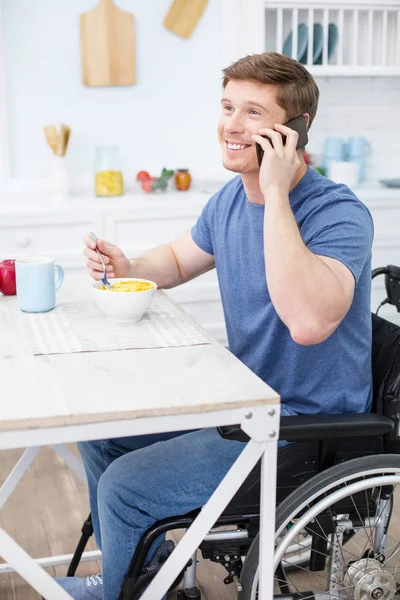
[136,168,175,193]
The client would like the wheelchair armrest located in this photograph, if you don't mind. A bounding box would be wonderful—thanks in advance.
[217,413,394,443]
[280,413,394,441]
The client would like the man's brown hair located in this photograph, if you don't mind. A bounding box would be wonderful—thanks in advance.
[222,52,319,128]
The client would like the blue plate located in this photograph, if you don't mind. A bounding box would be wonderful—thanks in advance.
[283,23,308,63]
[311,23,324,64]
[379,178,400,188]
[299,22,324,65]
[314,22,339,64]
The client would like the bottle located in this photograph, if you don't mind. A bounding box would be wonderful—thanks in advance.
[95,146,124,196]
[175,169,191,191]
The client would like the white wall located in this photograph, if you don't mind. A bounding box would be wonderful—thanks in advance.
[2,1,400,185]
[3,0,225,182]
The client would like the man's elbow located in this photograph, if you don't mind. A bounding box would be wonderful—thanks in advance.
[289,320,339,346]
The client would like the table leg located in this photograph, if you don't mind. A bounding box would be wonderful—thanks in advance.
[0,528,73,600]
[140,439,266,600]
[258,436,278,600]
[0,445,100,576]
[51,443,87,482]
[0,447,39,508]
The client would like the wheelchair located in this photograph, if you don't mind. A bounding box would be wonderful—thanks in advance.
[66,265,400,600]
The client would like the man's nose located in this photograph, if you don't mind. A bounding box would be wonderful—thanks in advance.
[225,112,245,134]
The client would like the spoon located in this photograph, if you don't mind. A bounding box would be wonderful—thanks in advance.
[89,232,113,290]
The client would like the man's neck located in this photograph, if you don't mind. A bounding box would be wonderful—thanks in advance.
[242,161,308,205]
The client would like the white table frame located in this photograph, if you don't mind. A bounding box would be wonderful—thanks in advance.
[0,403,280,600]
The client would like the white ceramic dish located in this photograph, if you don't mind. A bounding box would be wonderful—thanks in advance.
[92,278,157,323]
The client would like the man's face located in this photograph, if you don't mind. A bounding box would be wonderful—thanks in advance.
[218,80,287,174]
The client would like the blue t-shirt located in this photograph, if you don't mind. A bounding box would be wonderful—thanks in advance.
[191,168,374,415]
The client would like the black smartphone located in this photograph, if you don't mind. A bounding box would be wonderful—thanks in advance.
[256,114,308,167]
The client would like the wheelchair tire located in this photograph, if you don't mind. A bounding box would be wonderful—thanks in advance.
[238,454,400,600]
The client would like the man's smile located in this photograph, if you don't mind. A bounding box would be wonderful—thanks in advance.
[225,140,252,152]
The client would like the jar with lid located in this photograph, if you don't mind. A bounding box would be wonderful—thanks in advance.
[95,146,124,196]
[174,168,191,191]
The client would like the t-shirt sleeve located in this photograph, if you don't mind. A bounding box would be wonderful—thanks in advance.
[304,195,374,284]
[191,195,216,256]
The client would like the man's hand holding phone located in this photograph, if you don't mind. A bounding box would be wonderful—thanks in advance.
[252,123,302,198]
[252,114,308,199]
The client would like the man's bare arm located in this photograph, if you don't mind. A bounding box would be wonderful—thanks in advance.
[84,230,215,289]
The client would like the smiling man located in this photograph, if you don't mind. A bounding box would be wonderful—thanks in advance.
[57,53,374,600]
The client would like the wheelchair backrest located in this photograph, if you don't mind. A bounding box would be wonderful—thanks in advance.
[371,313,400,450]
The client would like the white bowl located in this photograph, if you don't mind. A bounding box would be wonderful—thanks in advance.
[92,278,157,323]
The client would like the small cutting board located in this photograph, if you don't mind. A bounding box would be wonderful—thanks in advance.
[80,0,136,86]
[164,0,208,39]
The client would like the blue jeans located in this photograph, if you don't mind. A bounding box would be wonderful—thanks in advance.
[77,407,294,600]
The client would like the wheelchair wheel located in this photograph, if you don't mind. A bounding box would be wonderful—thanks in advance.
[239,454,400,600]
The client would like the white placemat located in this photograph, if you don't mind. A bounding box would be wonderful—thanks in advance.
[2,294,209,356]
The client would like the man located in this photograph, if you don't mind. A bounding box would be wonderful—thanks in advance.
[57,52,373,599]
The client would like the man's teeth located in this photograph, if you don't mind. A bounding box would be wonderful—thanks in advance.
[227,142,248,150]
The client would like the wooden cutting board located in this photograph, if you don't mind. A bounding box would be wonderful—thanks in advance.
[80,0,136,86]
[164,0,208,39]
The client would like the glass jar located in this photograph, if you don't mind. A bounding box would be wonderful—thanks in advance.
[175,168,191,191]
[95,146,124,196]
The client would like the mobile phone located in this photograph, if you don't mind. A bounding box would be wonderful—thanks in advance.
[256,114,308,167]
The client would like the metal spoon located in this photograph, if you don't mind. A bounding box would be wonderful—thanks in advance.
[89,232,113,290]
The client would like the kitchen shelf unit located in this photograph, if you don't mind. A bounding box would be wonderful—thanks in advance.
[265,0,400,76]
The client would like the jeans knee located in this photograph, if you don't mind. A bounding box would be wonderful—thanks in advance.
[97,455,153,520]
[97,459,125,514]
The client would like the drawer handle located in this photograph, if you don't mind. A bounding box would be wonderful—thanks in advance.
[15,236,31,248]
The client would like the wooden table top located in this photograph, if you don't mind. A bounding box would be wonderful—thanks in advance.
[0,274,279,432]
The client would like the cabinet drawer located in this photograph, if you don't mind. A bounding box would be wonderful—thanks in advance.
[105,213,200,250]
[372,236,400,272]
[0,215,102,260]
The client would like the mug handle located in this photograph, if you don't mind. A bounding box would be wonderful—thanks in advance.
[54,265,64,293]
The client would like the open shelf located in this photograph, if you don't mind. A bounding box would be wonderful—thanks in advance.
[265,0,400,76]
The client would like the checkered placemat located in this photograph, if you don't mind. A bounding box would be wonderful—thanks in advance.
[2,293,209,356]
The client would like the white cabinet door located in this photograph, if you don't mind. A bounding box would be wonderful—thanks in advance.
[365,195,400,325]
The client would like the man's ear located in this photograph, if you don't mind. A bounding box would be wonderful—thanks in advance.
[304,113,310,129]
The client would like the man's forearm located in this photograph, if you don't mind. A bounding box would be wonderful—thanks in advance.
[128,244,184,289]
[264,192,348,344]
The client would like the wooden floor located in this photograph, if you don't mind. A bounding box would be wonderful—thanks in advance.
[0,445,237,599]
[2,447,399,599]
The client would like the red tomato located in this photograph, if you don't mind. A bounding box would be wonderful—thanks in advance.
[141,180,153,193]
[136,170,151,182]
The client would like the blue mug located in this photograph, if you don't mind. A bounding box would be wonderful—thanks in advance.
[16,257,64,313]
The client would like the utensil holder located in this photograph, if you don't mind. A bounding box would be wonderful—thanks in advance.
[51,156,70,201]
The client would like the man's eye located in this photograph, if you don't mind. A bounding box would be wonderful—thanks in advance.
[224,105,234,112]
[250,109,260,115]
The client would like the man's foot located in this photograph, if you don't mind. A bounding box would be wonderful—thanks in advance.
[54,573,103,599]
